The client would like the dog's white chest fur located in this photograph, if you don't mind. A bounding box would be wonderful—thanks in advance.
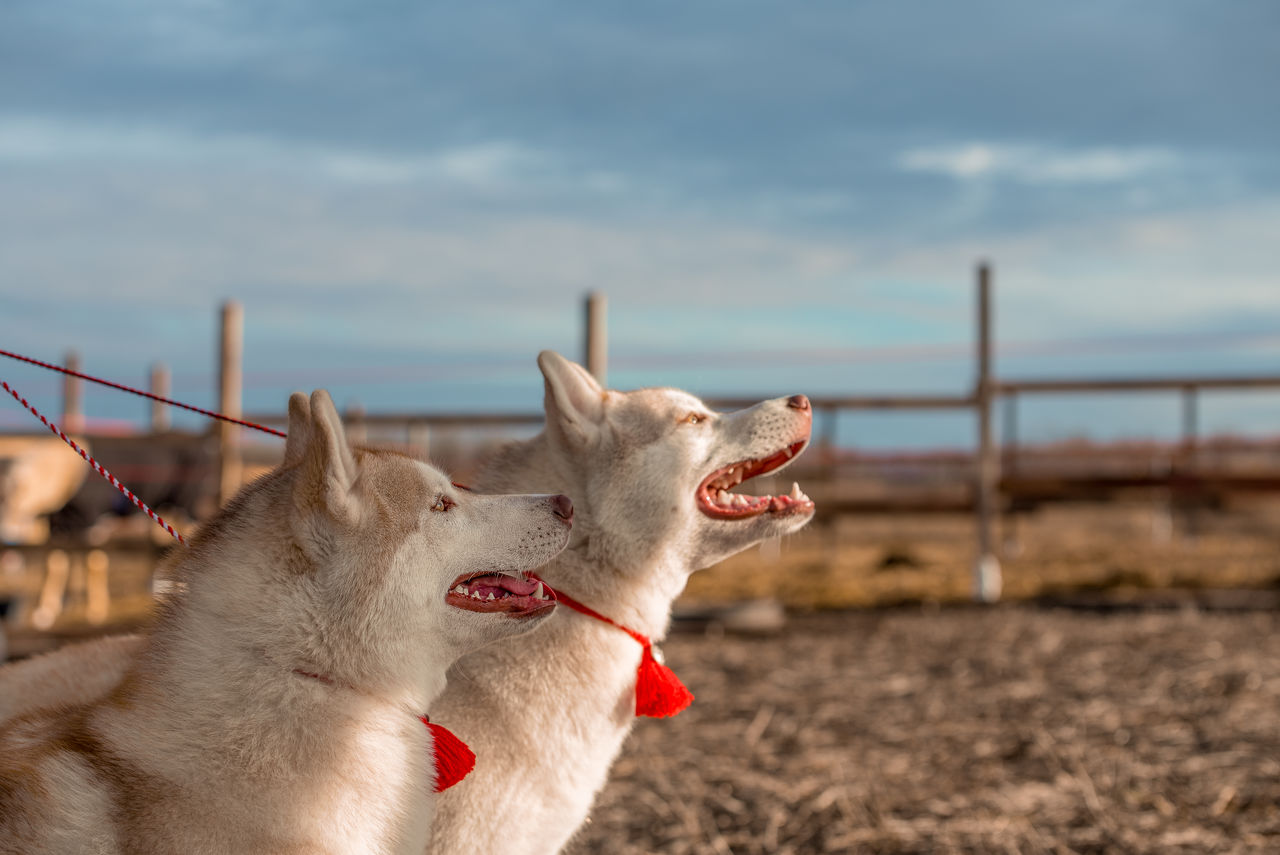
[432,606,645,854]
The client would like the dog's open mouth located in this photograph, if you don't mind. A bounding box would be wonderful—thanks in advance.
[446,571,558,619]
[696,439,815,520]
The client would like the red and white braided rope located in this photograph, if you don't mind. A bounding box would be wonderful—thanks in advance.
[1,379,185,545]
[0,348,286,438]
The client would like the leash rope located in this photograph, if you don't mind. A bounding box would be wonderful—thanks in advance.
[1,379,186,545]
[0,348,285,438]
[0,347,285,546]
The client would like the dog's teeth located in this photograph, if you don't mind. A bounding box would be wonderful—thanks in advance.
[732,494,747,507]
[470,590,483,599]
[486,592,495,600]
[784,447,794,459]
[454,585,466,595]
[534,581,544,600]
[790,482,802,500]
[716,489,728,505]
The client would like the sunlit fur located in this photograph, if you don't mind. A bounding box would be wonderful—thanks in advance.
[0,390,570,855]
[428,351,814,855]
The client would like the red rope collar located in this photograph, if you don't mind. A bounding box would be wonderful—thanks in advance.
[530,576,693,718]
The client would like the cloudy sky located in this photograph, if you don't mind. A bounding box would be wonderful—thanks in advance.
[1,1,1277,447]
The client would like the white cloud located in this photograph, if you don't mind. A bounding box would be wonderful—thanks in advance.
[0,117,543,188]
[0,162,862,326]
[858,198,1280,342]
[898,142,1179,184]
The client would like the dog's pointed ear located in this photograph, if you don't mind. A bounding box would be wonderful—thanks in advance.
[292,389,359,522]
[283,391,312,467]
[538,350,605,447]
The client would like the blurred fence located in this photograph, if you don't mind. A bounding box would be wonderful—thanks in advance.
[4,265,1280,632]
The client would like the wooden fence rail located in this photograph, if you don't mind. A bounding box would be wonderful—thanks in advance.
[35,268,1280,603]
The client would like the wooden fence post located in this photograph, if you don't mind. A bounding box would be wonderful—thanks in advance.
[1181,385,1198,469]
[1001,390,1020,555]
[974,262,1002,602]
[584,291,607,386]
[217,301,244,507]
[150,363,171,432]
[62,351,84,434]
[1180,384,1200,538]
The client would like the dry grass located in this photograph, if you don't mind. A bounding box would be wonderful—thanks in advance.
[575,607,1280,854]
[682,501,1280,610]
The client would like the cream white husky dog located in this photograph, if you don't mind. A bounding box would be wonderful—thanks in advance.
[427,351,815,855]
[0,389,572,855]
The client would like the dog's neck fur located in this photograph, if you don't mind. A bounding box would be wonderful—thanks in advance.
[429,432,690,855]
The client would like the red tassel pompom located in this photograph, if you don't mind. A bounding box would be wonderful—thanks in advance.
[634,644,694,718]
[421,718,476,792]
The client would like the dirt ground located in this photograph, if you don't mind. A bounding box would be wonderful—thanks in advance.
[572,606,1280,855]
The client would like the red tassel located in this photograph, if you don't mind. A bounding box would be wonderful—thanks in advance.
[634,644,694,718]
[421,717,476,792]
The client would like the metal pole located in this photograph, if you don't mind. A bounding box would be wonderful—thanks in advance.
[150,363,171,432]
[974,262,1002,602]
[218,301,244,507]
[62,351,84,434]
[584,291,607,386]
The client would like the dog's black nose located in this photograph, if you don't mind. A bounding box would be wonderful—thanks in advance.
[786,394,811,412]
[550,494,574,523]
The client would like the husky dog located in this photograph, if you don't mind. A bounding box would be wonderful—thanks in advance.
[0,390,571,855]
[427,352,815,855]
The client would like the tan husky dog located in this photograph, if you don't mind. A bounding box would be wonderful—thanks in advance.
[0,390,571,855]
[428,352,815,855]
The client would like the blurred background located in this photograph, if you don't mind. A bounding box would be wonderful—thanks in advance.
[2,2,1278,852]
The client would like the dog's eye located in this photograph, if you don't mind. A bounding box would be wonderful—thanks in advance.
[680,412,708,425]
[430,495,456,512]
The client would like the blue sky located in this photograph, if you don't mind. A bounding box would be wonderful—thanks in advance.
[1,1,1278,448]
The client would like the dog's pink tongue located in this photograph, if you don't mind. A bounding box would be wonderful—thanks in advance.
[472,575,538,597]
